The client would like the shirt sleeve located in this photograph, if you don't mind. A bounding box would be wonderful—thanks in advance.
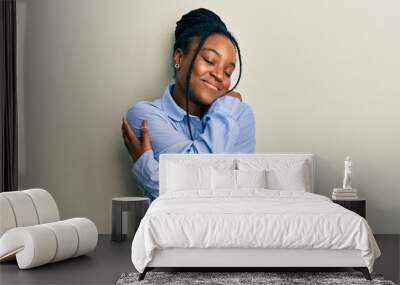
[232,103,256,153]
[131,149,159,202]
[127,95,247,200]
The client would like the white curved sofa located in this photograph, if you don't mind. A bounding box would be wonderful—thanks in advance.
[0,188,98,269]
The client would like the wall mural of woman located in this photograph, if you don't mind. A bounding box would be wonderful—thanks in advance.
[121,8,256,202]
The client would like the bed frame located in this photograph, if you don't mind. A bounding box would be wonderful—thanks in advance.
[140,248,371,280]
[138,153,372,281]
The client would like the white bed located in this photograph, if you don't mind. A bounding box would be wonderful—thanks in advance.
[131,153,381,281]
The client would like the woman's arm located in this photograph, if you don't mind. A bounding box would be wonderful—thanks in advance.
[130,149,159,202]
[125,95,254,200]
[127,95,243,155]
[122,118,158,201]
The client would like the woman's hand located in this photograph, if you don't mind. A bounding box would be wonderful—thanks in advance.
[225,91,242,102]
[121,117,152,162]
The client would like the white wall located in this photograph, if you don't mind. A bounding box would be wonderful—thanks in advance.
[17,0,400,234]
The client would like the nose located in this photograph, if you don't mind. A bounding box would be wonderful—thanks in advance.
[210,67,223,83]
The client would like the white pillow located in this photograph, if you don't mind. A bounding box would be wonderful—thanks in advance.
[266,162,307,191]
[211,168,237,190]
[167,162,212,192]
[211,168,268,190]
[237,159,308,191]
[236,169,268,189]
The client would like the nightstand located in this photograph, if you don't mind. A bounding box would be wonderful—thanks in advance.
[112,197,149,242]
[332,198,366,218]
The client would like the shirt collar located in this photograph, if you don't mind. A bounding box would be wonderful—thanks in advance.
[162,84,201,122]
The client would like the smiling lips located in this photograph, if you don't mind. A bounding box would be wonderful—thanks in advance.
[202,80,220,91]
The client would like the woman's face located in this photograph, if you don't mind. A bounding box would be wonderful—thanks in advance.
[174,34,237,106]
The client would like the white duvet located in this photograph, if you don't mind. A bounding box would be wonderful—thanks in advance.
[131,190,380,273]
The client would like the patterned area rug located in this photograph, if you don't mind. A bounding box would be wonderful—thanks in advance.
[116,271,396,285]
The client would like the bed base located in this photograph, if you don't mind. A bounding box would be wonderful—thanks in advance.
[138,266,371,281]
[138,248,372,281]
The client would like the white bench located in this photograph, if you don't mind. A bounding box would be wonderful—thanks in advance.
[0,188,98,269]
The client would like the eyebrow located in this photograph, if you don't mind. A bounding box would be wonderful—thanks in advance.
[201,48,236,68]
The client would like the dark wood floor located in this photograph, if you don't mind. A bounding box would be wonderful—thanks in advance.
[0,234,398,285]
[0,235,134,285]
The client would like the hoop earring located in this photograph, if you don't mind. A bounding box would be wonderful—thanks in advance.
[174,63,180,69]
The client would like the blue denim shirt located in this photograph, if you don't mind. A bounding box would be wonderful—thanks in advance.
[126,84,256,202]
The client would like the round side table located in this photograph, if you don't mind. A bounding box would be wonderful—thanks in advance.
[112,197,149,242]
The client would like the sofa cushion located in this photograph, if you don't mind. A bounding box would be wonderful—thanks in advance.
[0,192,39,227]
[24,189,60,223]
[0,196,17,237]
[0,218,97,269]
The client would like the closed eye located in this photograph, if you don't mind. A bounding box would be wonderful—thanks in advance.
[203,57,215,65]
[203,56,232,78]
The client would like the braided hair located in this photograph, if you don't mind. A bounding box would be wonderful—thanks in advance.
[173,8,242,141]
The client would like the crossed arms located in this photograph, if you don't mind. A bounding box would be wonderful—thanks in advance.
[124,95,256,201]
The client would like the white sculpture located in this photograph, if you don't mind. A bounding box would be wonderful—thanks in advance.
[342,156,352,189]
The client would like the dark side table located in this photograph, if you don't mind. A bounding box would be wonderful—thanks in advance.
[332,198,366,219]
[112,197,149,242]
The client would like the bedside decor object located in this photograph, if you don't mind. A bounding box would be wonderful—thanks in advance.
[0,189,98,269]
[343,156,353,189]
[112,197,149,242]
[332,188,358,200]
[332,156,358,200]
